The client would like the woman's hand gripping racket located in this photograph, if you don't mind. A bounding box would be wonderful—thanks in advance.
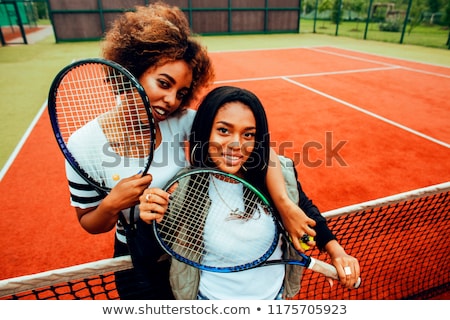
[47,58,156,193]
[153,169,361,289]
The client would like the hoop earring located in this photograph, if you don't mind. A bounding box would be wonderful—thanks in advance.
[190,144,199,163]
[241,164,266,172]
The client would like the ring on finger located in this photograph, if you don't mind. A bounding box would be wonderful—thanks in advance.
[145,193,152,202]
[344,266,352,275]
[300,234,310,243]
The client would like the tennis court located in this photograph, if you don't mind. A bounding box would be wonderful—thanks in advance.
[0,45,449,299]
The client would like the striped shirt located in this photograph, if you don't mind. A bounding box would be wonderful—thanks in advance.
[66,109,196,243]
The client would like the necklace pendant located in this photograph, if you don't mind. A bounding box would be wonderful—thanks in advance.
[230,208,241,216]
[227,208,247,220]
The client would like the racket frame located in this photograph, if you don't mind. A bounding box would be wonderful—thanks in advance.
[47,58,156,193]
[153,168,307,272]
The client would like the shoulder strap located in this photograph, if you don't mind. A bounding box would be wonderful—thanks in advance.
[277,155,305,299]
[278,155,300,204]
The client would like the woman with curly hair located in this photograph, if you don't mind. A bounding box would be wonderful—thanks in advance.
[66,2,214,299]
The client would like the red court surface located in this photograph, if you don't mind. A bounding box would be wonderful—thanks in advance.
[0,46,449,285]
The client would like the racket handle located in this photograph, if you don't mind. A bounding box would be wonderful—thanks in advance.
[309,257,361,289]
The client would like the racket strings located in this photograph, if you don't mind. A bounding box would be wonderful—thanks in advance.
[54,62,152,185]
[99,68,149,158]
[157,172,278,270]
[159,174,210,263]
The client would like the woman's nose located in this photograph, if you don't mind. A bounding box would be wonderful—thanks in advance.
[227,135,244,150]
[163,90,177,107]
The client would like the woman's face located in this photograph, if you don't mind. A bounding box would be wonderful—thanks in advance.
[208,102,256,176]
[138,60,193,123]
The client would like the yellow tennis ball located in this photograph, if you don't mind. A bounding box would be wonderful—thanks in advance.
[300,235,314,251]
[112,174,120,181]
[300,241,311,251]
[289,235,313,251]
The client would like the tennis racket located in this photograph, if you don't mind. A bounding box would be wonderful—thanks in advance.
[47,58,156,193]
[153,168,361,288]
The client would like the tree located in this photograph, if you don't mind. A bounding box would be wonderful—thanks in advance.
[443,0,450,46]
[331,0,343,25]
[318,0,333,28]
[408,0,427,34]
[428,0,442,13]
[427,0,443,24]
[346,0,365,30]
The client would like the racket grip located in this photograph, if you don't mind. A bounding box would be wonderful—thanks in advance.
[309,258,361,289]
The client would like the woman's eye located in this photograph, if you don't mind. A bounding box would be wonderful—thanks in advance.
[158,80,170,89]
[218,127,228,134]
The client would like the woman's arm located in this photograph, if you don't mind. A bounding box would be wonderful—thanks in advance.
[324,240,361,289]
[296,179,361,289]
[265,149,316,252]
[296,179,335,250]
[76,173,153,233]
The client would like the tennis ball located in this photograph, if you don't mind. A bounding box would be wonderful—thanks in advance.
[289,235,313,251]
[300,235,314,251]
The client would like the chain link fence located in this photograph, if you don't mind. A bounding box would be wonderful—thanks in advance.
[299,0,450,49]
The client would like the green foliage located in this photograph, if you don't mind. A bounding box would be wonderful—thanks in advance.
[331,0,343,24]
[379,19,402,32]
[34,2,49,19]
[318,0,333,14]
[428,0,443,13]
[408,0,427,34]
[444,0,450,26]
[346,0,365,16]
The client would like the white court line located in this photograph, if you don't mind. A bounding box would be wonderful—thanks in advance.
[307,47,400,68]
[324,45,450,69]
[2,47,448,180]
[0,101,48,182]
[215,66,400,84]
[0,58,79,180]
[212,45,450,74]
[283,77,450,149]
[308,47,450,79]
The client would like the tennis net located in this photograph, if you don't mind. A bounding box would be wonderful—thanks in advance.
[1,182,448,300]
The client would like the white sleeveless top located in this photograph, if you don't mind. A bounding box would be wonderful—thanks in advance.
[198,176,285,299]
